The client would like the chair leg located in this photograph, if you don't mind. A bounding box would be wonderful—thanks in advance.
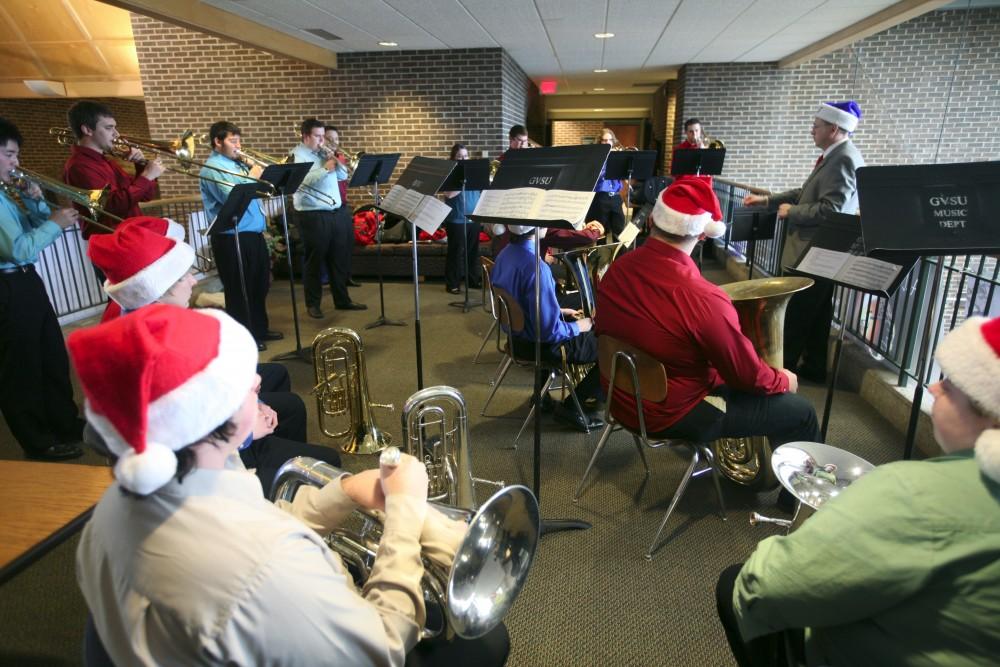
[561,371,592,433]
[702,446,728,520]
[573,422,617,501]
[473,319,498,364]
[632,434,651,477]
[481,355,513,416]
[514,373,555,444]
[646,446,701,561]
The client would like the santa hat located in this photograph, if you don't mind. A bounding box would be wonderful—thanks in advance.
[67,305,258,495]
[651,178,726,239]
[88,216,195,311]
[934,316,1000,482]
[816,101,862,133]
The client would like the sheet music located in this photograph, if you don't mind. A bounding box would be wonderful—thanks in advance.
[535,190,594,228]
[838,256,902,293]
[472,189,509,218]
[380,185,408,215]
[380,185,425,218]
[796,247,850,280]
[411,196,451,235]
[617,222,640,246]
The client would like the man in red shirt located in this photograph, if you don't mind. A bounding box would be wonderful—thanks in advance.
[595,179,819,445]
[63,100,164,239]
[676,118,707,150]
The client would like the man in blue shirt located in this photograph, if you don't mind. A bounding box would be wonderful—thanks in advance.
[0,117,84,460]
[289,118,365,319]
[199,120,282,351]
[491,225,603,431]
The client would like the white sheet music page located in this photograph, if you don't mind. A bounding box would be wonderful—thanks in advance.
[380,185,409,216]
[472,189,509,218]
[617,222,640,246]
[795,247,850,280]
[839,256,901,293]
[535,190,594,228]
[411,196,451,235]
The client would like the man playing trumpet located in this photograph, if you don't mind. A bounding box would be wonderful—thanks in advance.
[0,117,85,461]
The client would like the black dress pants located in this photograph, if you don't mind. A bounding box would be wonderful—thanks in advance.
[240,435,342,497]
[210,232,271,340]
[297,207,353,309]
[512,330,602,403]
[586,191,626,238]
[445,222,481,290]
[783,281,835,378]
[0,268,82,456]
[716,563,797,667]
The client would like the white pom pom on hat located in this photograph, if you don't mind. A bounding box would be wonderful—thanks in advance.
[650,178,726,239]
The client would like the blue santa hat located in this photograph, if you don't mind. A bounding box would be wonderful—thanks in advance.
[815,101,862,133]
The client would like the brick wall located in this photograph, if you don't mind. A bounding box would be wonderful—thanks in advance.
[551,120,606,146]
[501,50,539,144]
[0,97,150,180]
[653,80,678,175]
[131,14,535,197]
[676,8,1000,192]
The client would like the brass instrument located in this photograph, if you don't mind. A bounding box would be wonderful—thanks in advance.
[489,159,501,182]
[553,241,624,318]
[4,167,118,233]
[704,136,725,150]
[311,327,393,454]
[271,455,540,640]
[239,147,338,207]
[712,277,814,488]
[401,386,503,511]
[749,441,874,532]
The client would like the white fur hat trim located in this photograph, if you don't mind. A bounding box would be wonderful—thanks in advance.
[103,241,195,310]
[816,103,859,133]
[651,198,727,239]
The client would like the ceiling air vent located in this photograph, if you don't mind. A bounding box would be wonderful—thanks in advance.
[304,28,342,41]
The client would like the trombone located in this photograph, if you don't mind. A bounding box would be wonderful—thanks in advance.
[237,146,339,208]
[3,167,118,233]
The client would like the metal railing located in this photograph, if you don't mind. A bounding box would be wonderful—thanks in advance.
[710,178,1000,389]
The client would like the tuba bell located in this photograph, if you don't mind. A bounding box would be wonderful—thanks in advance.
[271,455,540,640]
[401,386,503,511]
[312,327,393,454]
[712,277,813,488]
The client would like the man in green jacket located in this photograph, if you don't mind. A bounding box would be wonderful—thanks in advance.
[717,315,1000,666]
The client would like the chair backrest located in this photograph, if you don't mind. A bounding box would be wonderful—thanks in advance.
[492,286,525,335]
[481,257,496,316]
[598,335,667,408]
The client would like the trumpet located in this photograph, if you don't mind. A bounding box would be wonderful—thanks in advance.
[271,455,540,640]
[3,167,118,233]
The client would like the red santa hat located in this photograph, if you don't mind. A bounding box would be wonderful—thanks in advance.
[934,315,1000,482]
[650,178,726,238]
[67,304,258,495]
[88,216,195,311]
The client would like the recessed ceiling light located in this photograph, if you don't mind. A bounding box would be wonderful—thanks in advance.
[378,41,398,47]
[593,69,608,73]
[594,32,615,39]
[593,87,605,91]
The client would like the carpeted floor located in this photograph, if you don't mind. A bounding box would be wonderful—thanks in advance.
[0,257,915,666]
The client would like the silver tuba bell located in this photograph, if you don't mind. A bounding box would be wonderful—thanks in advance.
[271,456,540,640]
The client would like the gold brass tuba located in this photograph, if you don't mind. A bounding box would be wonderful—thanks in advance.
[401,386,503,511]
[712,276,814,488]
[311,327,393,454]
[271,455,540,640]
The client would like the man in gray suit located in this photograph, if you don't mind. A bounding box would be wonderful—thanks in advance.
[743,101,864,381]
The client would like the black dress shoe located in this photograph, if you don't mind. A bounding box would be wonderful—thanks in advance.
[262,330,284,341]
[539,393,556,413]
[256,341,267,352]
[307,306,324,319]
[446,286,461,294]
[28,442,84,461]
[553,403,604,433]
[347,279,362,287]
[335,302,368,311]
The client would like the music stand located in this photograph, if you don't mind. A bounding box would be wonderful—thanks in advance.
[439,159,490,312]
[604,150,656,242]
[207,182,265,339]
[786,212,916,441]
[671,147,726,178]
[350,154,402,329]
[377,157,456,390]
[259,162,312,363]
[729,208,778,279]
[469,143,609,533]
[857,161,1000,459]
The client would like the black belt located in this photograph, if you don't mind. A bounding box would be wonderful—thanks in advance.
[0,264,35,275]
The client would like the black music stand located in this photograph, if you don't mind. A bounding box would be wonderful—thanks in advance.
[729,208,778,279]
[439,159,490,312]
[857,161,1000,459]
[259,162,312,363]
[604,150,656,243]
[786,213,916,441]
[671,147,726,178]
[376,157,456,390]
[351,154,402,329]
[207,182,264,338]
[470,144,609,534]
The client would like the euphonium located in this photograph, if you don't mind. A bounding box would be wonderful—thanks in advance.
[401,386,503,511]
[271,455,540,640]
[712,277,814,488]
[312,327,393,454]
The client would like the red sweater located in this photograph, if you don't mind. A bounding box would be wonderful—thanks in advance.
[594,238,788,432]
[63,145,157,237]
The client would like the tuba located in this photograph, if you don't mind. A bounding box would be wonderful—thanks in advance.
[271,455,540,640]
[312,327,393,454]
[712,277,814,488]
[401,386,503,511]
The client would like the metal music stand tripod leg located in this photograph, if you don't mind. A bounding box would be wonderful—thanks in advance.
[410,219,424,389]
[820,288,854,441]
[449,185,482,313]
[271,195,311,363]
[231,222,253,342]
[366,181,405,329]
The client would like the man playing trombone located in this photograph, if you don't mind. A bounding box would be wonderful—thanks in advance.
[290,118,365,319]
[62,100,164,239]
[199,120,282,351]
[0,117,85,461]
